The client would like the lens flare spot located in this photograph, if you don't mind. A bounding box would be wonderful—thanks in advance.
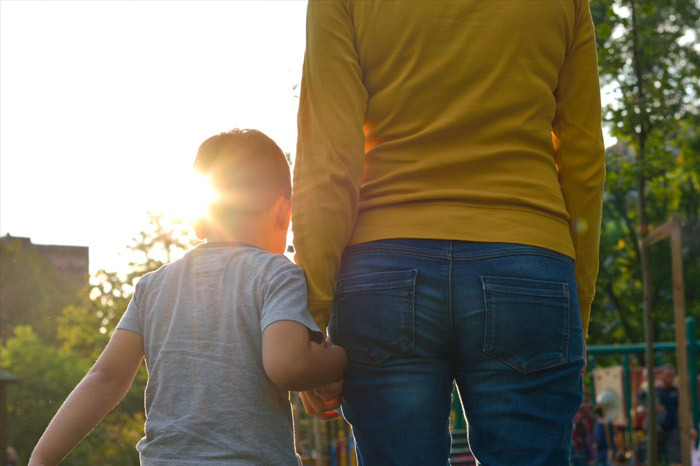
[180,173,219,222]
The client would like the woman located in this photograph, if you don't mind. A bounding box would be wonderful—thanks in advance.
[293,1,605,464]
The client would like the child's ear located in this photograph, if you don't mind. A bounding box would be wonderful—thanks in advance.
[192,216,207,240]
[275,196,292,230]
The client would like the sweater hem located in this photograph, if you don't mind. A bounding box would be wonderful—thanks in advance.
[349,203,575,259]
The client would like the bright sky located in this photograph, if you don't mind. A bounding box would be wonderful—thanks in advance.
[1,1,619,277]
[1,1,308,274]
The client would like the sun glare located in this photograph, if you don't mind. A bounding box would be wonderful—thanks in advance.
[163,172,219,224]
[187,173,219,221]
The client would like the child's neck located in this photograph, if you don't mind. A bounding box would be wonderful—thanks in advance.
[205,226,280,254]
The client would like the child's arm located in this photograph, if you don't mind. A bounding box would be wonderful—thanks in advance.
[29,329,145,466]
[262,320,347,392]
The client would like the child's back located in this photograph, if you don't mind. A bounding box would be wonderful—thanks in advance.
[119,243,317,465]
[28,129,347,466]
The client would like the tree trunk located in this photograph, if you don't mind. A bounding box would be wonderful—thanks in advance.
[629,0,657,460]
[604,281,637,342]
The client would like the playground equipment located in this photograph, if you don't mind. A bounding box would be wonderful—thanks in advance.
[587,316,700,464]
[639,213,694,465]
[293,394,357,466]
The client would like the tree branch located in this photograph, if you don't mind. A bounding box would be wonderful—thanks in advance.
[604,280,637,342]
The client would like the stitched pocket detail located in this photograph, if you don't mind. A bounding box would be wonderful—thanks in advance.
[330,269,417,365]
[481,276,570,373]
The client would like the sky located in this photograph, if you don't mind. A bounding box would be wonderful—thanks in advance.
[1,1,620,278]
[1,1,308,274]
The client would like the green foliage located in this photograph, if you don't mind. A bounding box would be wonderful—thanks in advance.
[0,213,198,465]
[126,212,201,284]
[1,326,91,463]
[1,325,145,465]
[588,0,700,350]
[89,269,132,337]
[57,305,111,360]
[592,0,700,145]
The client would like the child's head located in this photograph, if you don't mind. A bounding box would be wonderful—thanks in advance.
[193,129,292,252]
[594,404,605,419]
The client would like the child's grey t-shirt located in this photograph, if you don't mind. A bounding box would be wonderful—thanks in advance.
[117,243,321,466]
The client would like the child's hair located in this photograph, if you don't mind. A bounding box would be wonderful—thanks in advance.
[194,129,291,220]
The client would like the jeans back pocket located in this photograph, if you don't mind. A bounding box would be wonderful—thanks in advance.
[482,276,570,373]
[330,269,417,365]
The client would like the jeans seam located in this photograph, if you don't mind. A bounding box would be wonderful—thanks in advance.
[562,295,571,363]
[453,248,574,266]
[448,241,454,348]
[483,291,492,352]
[343,244,574,267]
[343,245,449,259]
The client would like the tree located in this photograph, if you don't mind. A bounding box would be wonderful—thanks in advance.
[1,213,201,465]
[588,0,700,346]
[1,326,92,464]
[125,212,201,284]
[56,305,111,361]
[89,269,133,338]
[1,326,144,465]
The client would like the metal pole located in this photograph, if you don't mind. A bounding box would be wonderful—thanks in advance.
[587,341,687,354]
[640,243,658,466]
[687,317,699,448]
[313,418,323,466]
[0,384,7,466]
[589,357,597,402]
[623,354,632,440]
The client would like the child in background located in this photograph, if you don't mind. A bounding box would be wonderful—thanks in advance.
[593,404,617,466]
[29,129,348,466]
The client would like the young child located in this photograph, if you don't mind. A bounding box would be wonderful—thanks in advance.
[593,404,617,466]
[29,129,348,466]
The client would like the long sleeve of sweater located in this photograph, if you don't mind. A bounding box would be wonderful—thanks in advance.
[294,0,605,335]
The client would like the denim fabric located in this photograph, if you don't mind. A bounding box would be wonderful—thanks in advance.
[329,239,585,466]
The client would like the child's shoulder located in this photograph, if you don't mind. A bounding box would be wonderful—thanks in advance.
[188,245,299,277]
[237,250,307,290]
[253,249,296,268]
[245,249,301,278]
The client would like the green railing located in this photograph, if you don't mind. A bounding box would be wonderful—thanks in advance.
[450,316,699,449]
[587,316,699,446]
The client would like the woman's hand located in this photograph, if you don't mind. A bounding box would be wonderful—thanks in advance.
[300,377,345,420]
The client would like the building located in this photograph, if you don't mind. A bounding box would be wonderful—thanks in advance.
[0,234,89,290]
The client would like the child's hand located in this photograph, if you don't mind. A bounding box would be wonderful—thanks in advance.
[314,376,345,400]
[301,374,345,420]
[301,388,342,420]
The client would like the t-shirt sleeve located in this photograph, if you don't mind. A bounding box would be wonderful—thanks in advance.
[116,277,145,335]
[260,262,323,343]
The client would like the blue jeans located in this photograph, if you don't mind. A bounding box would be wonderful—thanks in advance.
[328,239,585,466]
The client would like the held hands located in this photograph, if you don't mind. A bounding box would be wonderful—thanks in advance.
[301,377,345,420]
[301,337,346,420]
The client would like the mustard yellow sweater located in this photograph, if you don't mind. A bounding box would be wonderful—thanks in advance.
[293,0,605,336]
